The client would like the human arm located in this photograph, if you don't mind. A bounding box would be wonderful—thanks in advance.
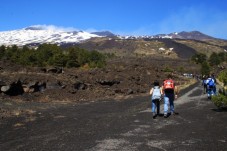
[149,88,154,95]
[160,86,164,95]
[174,86,179,99]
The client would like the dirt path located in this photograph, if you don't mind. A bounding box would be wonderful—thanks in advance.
[0,82,227,151]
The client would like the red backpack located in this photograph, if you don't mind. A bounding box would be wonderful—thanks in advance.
[163,79,174,89]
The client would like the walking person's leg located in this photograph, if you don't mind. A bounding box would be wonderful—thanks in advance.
[169,94,174,114]
[169,99,174,114]
[203,84,206,94]
[152,99,157,118]
[164,96,169,117]
[156,100,160,115]
[213,85,216,95]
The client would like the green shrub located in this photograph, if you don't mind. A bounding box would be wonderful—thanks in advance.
[191,53,207,64]
[201,61,210,75]
[212,94,227,108]
[218,71,227,86]
[163,66,173,72]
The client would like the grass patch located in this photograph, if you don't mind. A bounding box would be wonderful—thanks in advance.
[212,94,227,109]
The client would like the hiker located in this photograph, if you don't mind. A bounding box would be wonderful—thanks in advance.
[206,75,216,99]
[211,73,217,94]
[149,80,163,119]
[202,75,207,94]
[162,74,179,118]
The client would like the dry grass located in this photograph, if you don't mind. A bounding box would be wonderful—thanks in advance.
[175,40,225,57]
[178,79,197,92]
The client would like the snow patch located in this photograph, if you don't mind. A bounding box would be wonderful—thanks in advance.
[0,25,101,46]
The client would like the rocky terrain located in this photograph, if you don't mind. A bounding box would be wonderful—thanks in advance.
[0,29,227,118]
[0,56,201,119]
[1,35,227,104]
[0,57,199,103]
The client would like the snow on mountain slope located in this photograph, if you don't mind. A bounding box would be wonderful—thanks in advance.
[0,25,219,47]
[0,25,101,46]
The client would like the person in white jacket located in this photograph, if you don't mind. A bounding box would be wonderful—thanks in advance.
[149,80,163,119]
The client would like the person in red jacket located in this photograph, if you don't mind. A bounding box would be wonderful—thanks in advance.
[162,74,179,118]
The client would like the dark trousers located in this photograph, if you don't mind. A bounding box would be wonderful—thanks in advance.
[152,99,160,114]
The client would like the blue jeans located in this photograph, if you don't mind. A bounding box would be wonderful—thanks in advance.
[151,99,160,115]
[164,93,174,115]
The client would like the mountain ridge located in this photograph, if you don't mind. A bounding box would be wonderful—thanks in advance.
[0,25,224,47]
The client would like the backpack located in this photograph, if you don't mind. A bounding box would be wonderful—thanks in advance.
[163,79,174,90]
[208,78,215,87]
[152,86,161,100]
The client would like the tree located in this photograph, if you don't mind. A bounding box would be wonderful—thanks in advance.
[77,48,89,66]
[0,43,107,68]
[0,45,6,59]
[191,53,207,64]
[218,52,227,62]
[5,45,18,60]
[52,53,67,67]
[36,44,62,66]
[209,52,220,66]
[19,48,37,66]
[88,50,106,68]
[201,61,210,75]
[65,47,80,68]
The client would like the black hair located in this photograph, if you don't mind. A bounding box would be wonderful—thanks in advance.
[153,80,159,86]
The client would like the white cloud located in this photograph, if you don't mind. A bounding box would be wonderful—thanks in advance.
[30,24,78,32]
[84,28,98,33]
[115,27,148,36]
[117,6,227,39]
[156,6,227,39]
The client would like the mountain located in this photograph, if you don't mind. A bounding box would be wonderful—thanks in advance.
[0,25,223,47]
[138,31,217,40]
[171,31,216,40]
[91,31,115,37]
[0,25,102,46]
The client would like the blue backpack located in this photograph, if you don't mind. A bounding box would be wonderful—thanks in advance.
[208,79,215,87]
[152,86,161,100]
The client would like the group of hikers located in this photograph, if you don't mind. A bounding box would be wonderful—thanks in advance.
[202,74,217,99]
[150,73,217,119]
[149,74,179,119]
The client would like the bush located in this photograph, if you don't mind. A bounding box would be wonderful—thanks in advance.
[191,53,207,64]
[201,61,210,75]
[88,50,106,68]
[218,71,227,86]
[163,66,173,72]
[209,52,221,66]
[212,94,227,108]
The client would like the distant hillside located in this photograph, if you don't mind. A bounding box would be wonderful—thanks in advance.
[175,31,216,40]
[76,37,227,59]
[1,25,227,60]
[91,31,115,37]
[76,38,195,59]
[153,31,217,41]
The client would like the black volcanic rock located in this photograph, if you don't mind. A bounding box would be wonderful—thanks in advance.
[157,39,197,59]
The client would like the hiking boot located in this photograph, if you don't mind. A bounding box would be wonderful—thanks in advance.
[153,113,157,119]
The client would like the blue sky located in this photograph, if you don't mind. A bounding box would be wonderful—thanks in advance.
[1,0,227,39]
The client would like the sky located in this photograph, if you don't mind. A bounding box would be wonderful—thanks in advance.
[0,0,227,39]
